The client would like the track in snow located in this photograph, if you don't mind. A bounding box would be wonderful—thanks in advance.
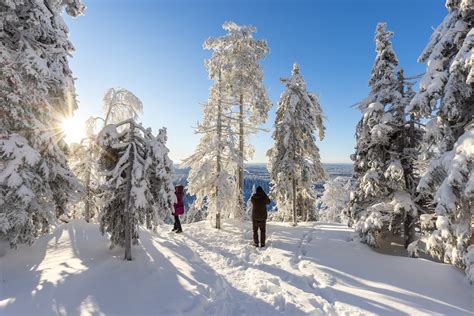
[1,220,472,316]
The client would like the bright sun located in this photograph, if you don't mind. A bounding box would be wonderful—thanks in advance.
[61,116,86,144]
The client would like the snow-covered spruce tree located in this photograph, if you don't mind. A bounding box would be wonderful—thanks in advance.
[395,69,424,248]
[0,0,84,246]
[0,133,47,246]
[97,119,175,260]
[350,23,421,247]
[148,127,176,225]
[267,64,325,225]
[183,79,239,228]
[102,88,143,125]
[183,202,208,224]
[320,177,352,224]
[407,0,473,279]
[204,22,272,218]
[69,89,144,223]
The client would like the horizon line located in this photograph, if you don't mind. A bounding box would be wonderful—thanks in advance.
[174,161,353,166]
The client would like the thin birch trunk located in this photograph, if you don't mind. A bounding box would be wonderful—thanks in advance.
[215,71,222,229]
[238,93,244,219]
[123,123,134,261]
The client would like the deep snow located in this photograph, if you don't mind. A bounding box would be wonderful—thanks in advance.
[0,220,472,315]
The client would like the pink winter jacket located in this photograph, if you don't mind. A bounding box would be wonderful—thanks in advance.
[173,185,185,215]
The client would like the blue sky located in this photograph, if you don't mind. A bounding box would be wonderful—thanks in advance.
[65,0,445,163]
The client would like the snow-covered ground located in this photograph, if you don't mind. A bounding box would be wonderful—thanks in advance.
[1,220,472,316]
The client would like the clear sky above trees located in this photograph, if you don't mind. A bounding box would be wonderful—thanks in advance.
[65,0,445,163]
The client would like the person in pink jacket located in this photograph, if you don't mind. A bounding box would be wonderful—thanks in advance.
[172,185,185,233]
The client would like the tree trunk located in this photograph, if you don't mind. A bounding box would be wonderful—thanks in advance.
[123,123,134,261]
[303,200,308,222]
[403,112,417,247]
[237,93,244,219]
[215,72,222,229]
[293,177,297,226]
[215,156,221,229]
[103,92,116,126]
[216,213,221,230]
[84,144,93,223]
[404,213,416,248]
[84,163,91,223]
[291,123,298,226]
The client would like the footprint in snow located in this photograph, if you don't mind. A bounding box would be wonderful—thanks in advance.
[273,293,286,311]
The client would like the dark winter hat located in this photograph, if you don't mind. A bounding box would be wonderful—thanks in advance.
[256,186,264,194]
[175,185,184,194]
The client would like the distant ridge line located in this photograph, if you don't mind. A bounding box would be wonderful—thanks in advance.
[175,162,353,168]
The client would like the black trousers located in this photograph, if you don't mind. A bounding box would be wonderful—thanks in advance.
[253,220,266,246]
[173,215,182,231]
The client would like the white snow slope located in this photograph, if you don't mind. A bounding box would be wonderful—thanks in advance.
[1,220,473,316]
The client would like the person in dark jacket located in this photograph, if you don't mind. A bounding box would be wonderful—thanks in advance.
[251,186,271,247]
[172,185,185,233]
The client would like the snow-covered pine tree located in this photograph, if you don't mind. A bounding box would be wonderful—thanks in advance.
[407,0,473,280]
[320,177,352,224]
[183,31,242,229]
[148,127,176,226]
[183,202,208,224]
[183,83,238,228]
[267,64,325,225]
[97,119,175,260]
[0,0,84,246]
[395,69,423,248]
[102,88,143,125]
[350,23,420,247]
[0,133,47,246]
[204,22,272,218]
[69,88,144,223]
